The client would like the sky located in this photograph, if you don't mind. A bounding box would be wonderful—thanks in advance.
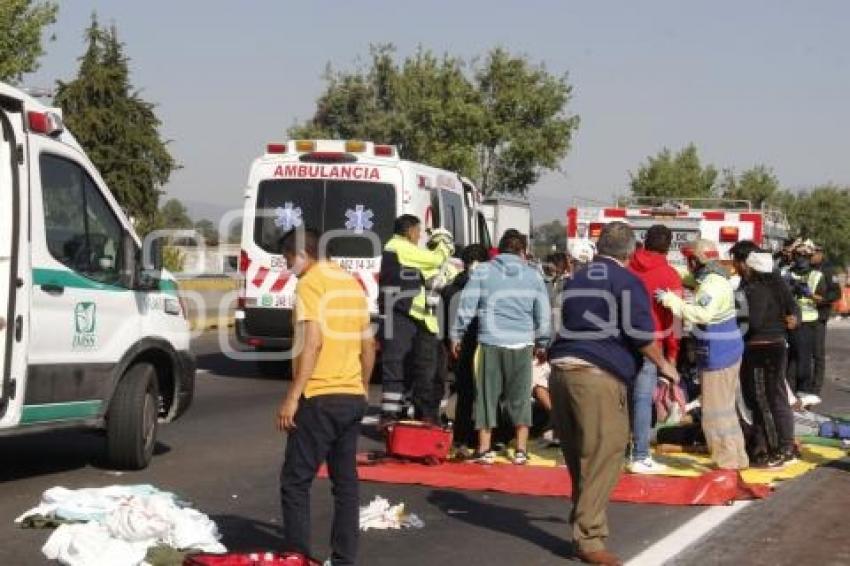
[26,0,850,223]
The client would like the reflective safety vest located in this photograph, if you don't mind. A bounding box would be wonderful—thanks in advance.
[797,269,823,323]
[379,235,453,334]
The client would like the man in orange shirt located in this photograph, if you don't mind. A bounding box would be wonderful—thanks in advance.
[277,229,376,566]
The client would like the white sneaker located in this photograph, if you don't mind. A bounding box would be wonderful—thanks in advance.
[796,393,822,407]
[627,458,669,474]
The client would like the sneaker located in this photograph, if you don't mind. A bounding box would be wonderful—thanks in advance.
[751,453,785,469]
[627,457,668,474]
[779,447,801,465]
[541,429,561,447]
[472,450,496,465]
[512,449,529,465]
[796,392,822,408]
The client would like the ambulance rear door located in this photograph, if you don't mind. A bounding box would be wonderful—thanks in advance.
[0,103,26,422]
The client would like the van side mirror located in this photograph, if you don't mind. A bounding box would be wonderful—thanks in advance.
[150,238,165,272]
[119,233,137,289]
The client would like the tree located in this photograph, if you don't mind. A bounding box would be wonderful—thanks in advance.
[291,45,579,196]
[629,144,718,201]
[158,198,192,230]
[720,165,780,208]
[54,16,176,233]
[194,218,219,246]
[785,186,850,267]
[0,0,57,83]
[476,48,579,194]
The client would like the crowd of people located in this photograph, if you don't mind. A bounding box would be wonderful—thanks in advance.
[274,215,842,566]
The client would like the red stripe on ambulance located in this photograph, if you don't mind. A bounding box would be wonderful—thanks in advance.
[252,266,269,289]
[269,273,290,293]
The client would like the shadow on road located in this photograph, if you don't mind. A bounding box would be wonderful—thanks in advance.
[824,458,850,473]
[426,489,574,560]
[213,514,283,550]
[195,351,292,381]
[0,430,170,482]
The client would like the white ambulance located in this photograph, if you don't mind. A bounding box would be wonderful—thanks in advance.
[0,82,194,469]
[566,197,789,269]
[236,139,493,351]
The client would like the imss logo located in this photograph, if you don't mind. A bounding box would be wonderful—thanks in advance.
[73,302,97,349]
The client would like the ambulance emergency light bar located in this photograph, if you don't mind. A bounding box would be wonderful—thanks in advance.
[28,111,64,136]
[265,140,395,158]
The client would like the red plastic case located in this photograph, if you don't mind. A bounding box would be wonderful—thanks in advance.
[385,421,452,463]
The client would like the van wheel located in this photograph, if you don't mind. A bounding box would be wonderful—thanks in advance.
[106,362,159,470]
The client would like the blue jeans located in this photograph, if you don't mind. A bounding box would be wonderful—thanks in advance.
[630,359,657,461]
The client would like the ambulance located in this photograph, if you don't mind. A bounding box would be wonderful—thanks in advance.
[236,139,493,351]
[566,197,790,269]
[0,82,194,469]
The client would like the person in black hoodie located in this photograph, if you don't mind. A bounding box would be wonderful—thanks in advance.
[730,241,799,467]
[443,244,490,449]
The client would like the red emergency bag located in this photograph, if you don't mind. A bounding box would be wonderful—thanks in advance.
[385,420,452,464]
[184,552,321,566]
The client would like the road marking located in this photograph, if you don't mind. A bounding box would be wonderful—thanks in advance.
[625,500,752,566]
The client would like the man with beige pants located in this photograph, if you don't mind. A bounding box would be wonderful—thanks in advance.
[548,222,678,566]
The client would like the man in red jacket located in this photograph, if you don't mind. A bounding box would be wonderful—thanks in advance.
[627,225,683,473]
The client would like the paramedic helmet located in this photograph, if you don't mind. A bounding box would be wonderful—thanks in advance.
[681,239,719,272]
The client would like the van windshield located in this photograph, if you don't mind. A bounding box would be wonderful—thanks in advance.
[254,179,396,258]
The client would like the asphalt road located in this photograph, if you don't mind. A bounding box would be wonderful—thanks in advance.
[1,324,849,565]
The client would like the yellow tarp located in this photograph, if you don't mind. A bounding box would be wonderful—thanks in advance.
[475,440,847,486]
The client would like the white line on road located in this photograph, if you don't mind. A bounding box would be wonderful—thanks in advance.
[625,500,752,566]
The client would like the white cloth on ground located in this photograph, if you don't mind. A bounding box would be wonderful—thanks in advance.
[359,496,424,531]
[42,523,149,566]
[17,485,225,566]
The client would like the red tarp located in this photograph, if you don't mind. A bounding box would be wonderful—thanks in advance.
[319,458,770,506]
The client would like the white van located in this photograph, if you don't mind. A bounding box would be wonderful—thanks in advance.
[0,82,194,469]
[236,139,493,351]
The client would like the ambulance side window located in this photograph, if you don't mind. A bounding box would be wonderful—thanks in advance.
[477,212,492,249]
[429,189,441,229]
[41,154,124,286]
[441,190,466,246]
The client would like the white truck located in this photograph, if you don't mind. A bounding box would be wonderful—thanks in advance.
[566,197,789,269]
[236,139,493,351]
[0,82,194,469]
[480,195,532,248]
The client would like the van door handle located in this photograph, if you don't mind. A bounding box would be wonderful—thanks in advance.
[15,315,22,342]
[40,284,65,295]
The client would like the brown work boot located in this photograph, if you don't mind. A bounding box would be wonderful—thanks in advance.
[576,548,624,566]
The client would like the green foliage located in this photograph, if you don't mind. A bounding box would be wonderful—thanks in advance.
[720,165,780,208]
[291,45,578,195]
[194,218,219,246]
[629,144,718,200]
[157,198,193,230]
[162,246,185,273]
[532,220,567,257]
[54,16,176,233]
[0,0,57,83]
[784,186,850,267]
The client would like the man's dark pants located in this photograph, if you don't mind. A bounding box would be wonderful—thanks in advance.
[381,314,439,421]
[741,341,795,456]
[792,322,817,394]
[280,394,367,565]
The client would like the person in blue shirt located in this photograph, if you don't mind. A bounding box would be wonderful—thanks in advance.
[451,231,551,466]
[548,222,678,566]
